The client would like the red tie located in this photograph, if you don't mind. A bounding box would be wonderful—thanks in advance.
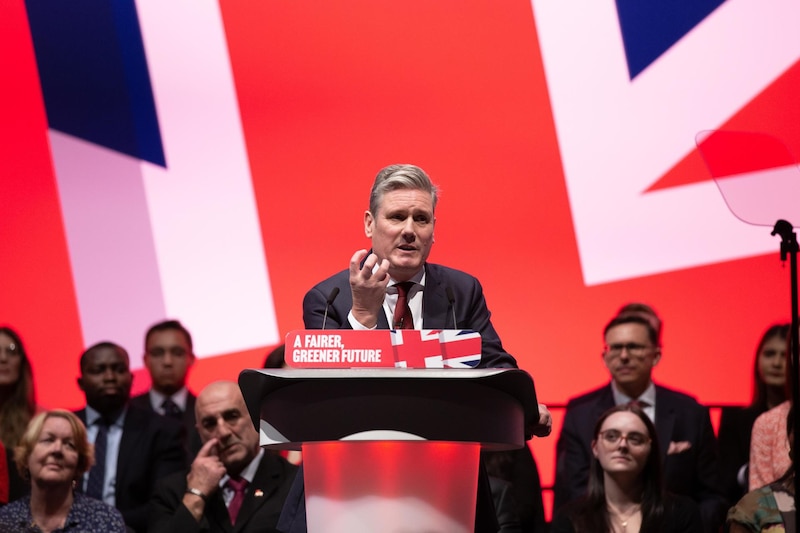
[392,282,415,329]
[225,476,248,524]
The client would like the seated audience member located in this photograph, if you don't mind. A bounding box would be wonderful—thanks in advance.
[482,447,547,533]
[0,326,38,450]
[551,404,703,533]
[263,344,287,370]
[554,308,726,532]
[749,402,792,490]
[148,381,298,532]
[0,410,126,531]
[1,326,41,502]
[718,324,789,502]
[75,341,187,532]
[131,319,202,457]
[728,406,795,532]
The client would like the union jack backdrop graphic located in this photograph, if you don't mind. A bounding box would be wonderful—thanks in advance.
[2,0,798,516]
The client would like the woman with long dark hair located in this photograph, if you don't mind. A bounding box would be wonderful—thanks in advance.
[718,324,789,501]
[0,326,38,450]
[551,403,702,533]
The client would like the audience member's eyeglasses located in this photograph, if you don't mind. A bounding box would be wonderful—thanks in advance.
[603,343,652,359]
[598,429,651,447]
[0,344,18,356]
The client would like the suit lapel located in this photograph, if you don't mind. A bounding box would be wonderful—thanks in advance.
[654,387,675,463]
[593,386,616,432]
[421,265,449,328]
[117,407,145,487]
[207,492,235,533]
[231,454,282,532]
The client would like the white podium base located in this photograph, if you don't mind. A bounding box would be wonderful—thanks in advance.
[303,441,480,533]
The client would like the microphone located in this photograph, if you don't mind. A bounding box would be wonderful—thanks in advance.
[445,286,458,329]
[321,287,340,330]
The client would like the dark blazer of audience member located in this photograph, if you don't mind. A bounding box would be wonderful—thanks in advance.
[148,381,298,533]
[554,314,726,533]
[718,323,789,503]
[131,319,202,457]
[75,341,187,533]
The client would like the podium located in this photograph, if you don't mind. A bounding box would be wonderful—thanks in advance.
[239,367,537,532]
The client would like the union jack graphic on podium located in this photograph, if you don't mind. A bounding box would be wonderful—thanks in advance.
[392,330,482,369]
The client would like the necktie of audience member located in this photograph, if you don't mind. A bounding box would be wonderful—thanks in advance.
[161,397,182,420]
[392,282,415,330]
[225,476,249,524]
[627,399,650,409]
[86,417,110,499]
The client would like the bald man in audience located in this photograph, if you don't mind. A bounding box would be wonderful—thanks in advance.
[148,381,297,533]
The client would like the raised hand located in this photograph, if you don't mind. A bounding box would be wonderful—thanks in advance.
[349,249,391,328]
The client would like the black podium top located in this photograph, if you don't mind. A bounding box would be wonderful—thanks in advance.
[239,368,538,451]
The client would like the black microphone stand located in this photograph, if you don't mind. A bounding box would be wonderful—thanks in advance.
[771,219,799,509]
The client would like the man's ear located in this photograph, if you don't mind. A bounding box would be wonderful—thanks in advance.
[364,210,374,238]
[77,376,85,392]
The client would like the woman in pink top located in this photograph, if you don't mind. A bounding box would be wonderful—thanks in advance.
[749,399,792,489]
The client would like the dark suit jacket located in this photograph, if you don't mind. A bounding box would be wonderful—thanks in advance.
[76,404,188,533]
[717,404,764,503]
[148,452,298,533]
[301,262,517,368]
[553,383,727,533]
[131,390,203,458]
[282,263,523,532]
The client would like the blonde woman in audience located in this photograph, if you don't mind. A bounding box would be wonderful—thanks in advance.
[0,410,126,532]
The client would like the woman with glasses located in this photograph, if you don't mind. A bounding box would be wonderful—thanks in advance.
[551,403,703,533]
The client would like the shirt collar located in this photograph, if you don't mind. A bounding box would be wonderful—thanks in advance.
[220,448,264,488]
[149,387,189,412]
[85,404,127,427]
[611,380,656,407]
[388,266,426,290]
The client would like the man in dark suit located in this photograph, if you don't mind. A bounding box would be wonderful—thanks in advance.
[75,341,188,532]
[148,381,298,533]
[131,319,202,457]
[553,312,727,533]
[303,163,523,371]
[284,164,551,532]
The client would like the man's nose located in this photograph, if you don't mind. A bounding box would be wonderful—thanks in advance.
[401,218,415,237]
[215,419,232,438]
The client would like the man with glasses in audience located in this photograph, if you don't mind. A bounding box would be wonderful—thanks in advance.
[553,310,727,533]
